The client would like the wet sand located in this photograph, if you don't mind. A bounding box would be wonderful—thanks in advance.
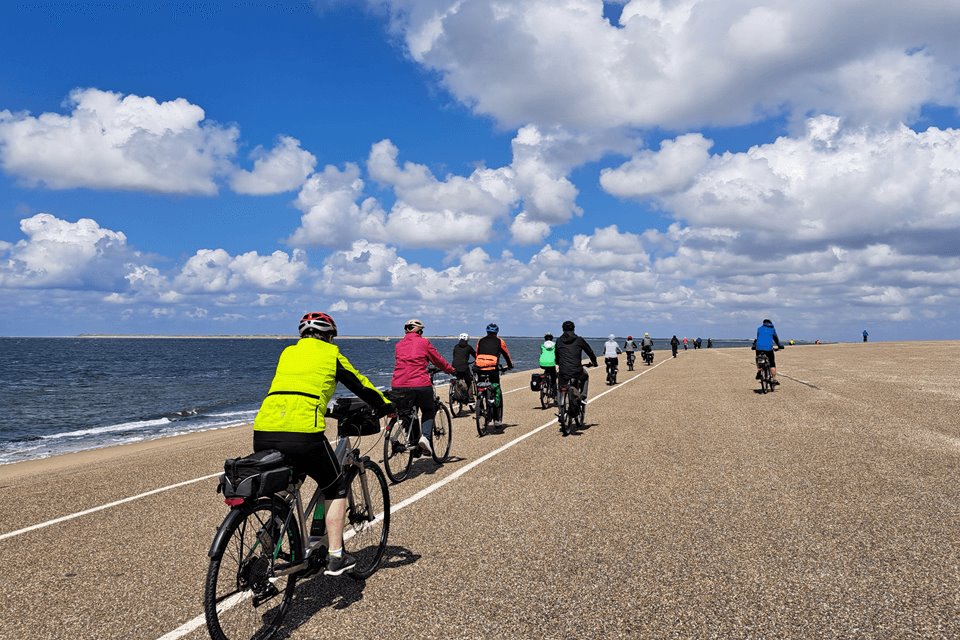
[1,341,958,639]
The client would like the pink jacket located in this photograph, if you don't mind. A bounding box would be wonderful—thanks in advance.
[391,332,455,388]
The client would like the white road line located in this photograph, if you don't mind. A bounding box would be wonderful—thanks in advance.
[156,358,670,640]
[0,473,222,543]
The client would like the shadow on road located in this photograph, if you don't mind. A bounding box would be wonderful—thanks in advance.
[275,545,420,636]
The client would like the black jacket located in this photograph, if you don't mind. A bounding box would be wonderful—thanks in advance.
[452,342,476,373]
[555,330,598,377]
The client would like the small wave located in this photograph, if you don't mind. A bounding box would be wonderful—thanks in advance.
[40,417,171,440]
[206,409,258,419]
[168,408,201,419]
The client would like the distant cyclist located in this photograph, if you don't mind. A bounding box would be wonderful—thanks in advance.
[755,318,783,386]
[640,332,654,363]
[391,319,456,456]
[555,320,598,432]
[603,334,622,381]
[539,333,558,395]
[622,335,638,368]
[253,312,394,576]
[670,335,680,358]
[451,332,477,404]
[475,323,513,426]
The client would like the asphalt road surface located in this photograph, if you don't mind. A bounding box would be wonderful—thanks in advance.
[1,342,957,639]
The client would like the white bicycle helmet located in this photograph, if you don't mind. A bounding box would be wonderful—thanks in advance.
[458,332,469,341]
[299,312,337,337]
[404,318,424,333]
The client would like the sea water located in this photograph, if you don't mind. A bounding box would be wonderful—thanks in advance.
[0,336,750,464]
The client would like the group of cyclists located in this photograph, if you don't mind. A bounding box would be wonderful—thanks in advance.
[249,310,784,576]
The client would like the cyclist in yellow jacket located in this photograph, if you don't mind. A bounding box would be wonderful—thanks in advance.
[253,312,393,576]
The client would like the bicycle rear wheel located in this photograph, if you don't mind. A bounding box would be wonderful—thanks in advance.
[383,417,413,483]
[448,383,464,417]
[557,389,569,436]
[475,395,486,436]
[204,498,302,640]
[431,402,453,463]
[539,384,549,409]
[343,460,390,580]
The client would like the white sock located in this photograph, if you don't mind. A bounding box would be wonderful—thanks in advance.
[329,548,342,558]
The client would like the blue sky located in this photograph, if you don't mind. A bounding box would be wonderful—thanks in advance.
[2,0,960,340]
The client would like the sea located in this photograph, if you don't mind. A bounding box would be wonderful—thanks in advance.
[0,336,752,464]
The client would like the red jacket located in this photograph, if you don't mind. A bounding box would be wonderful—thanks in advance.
[391,332,455,388]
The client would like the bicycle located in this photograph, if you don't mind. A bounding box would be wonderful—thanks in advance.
[557,368,592,436]
[605,358,618,385]
[755,352,774,394]
[448,370,476,417]
[642,348,654,366]
[755,347,783,394]
[625,351,635,371]
[382,369,453,483]
[539,369,557,410]
[474,365,508,436]
[204,397,389,640]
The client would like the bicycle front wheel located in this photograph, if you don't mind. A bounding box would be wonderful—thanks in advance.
[383,417,413,483]
[204,497,302,640]
[431,402,453,463]
[343,460,390,580]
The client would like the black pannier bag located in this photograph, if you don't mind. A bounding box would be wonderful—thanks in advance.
[530,373,542,392]
[219,449,293,499]
[327,396,381,437]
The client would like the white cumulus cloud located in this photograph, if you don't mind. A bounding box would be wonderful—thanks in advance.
[369,0,960,130]
[0,88,238,194]
[230,135,317,195]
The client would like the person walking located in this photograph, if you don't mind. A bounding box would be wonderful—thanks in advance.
[863,329,869,343]
[670,335,680,358]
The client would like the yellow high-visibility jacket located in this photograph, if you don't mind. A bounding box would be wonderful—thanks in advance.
[254,338,388,434]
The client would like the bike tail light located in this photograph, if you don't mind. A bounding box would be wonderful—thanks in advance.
[224,497,245,507]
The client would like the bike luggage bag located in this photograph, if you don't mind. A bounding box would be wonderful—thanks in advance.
[219,449,294,499]
[327,396,381,437]
[530,373,542,392]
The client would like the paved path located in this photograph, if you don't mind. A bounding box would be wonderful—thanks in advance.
[1,342,958,639]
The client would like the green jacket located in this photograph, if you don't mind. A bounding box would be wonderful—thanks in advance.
[539,341,557,367]
[254,337,388,434]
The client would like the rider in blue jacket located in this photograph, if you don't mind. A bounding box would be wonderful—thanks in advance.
[755,319,783,385]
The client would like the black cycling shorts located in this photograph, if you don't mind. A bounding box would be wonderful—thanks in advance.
[253,431,347,499]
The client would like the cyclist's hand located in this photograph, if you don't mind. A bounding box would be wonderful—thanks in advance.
[376,402,396,418]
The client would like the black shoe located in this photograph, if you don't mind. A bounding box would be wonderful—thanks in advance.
[324,552,357,576]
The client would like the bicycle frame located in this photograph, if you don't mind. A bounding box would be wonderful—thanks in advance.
[263,438,373,578]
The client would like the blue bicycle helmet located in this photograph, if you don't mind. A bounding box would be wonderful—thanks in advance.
[486,323,499,334]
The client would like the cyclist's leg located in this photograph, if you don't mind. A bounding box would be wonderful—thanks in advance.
[578,369,590,401]
[415,386,437,441]
[767,350,778,382]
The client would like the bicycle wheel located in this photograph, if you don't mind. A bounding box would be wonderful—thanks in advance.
[448,383,463,417]
[539,384,549,409]
[431,402,453,463]
[343,460,390,580]
[383,416,413,483]
[475,394,486,437]
[557,389,568,435]
[204,497,302,640]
